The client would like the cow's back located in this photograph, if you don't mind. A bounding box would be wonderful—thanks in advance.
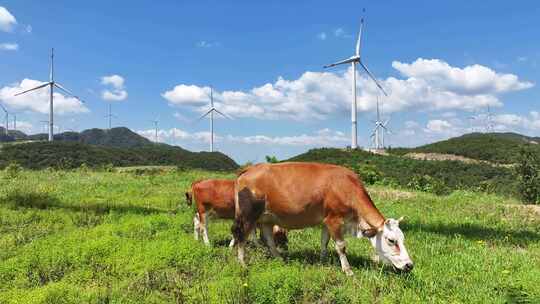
[237,162,358,228]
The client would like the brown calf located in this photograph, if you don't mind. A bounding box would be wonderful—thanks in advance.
[186,178,287,247]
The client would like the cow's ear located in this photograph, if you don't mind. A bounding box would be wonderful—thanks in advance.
[362,229,378,238]
[185,192,192,205]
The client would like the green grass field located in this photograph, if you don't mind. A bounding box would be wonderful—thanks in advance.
[0,168,539,303]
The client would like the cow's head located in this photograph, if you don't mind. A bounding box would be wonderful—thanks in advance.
[362,217,413,272]
[185,192,193,206]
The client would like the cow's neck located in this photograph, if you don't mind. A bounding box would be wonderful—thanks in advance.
[353,187,385,229]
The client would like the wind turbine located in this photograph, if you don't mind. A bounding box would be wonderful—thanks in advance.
[485,106,494,133]
[370,95,390,149]
[105,103,118,130]
[0,104,8,135]
[151,118,159,143]
[196,87,231,152]
[324,16,388,149]
[40,120,50,134]
[13,48,84,142]
[12,113,17,131]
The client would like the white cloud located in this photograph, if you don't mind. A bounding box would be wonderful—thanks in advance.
[196,41,219,48]
[12,120,32,133]
[137,127,348,147]
[0,7,17,32]
[162,58,533,122]
[0,79,88,114]
[0,43,18,51]
[227,129,348,146]
[424,119,453,134]
[137,128,214,143]
[392,58,533,95]
[334,28,351,38]
[101,75,127,101]
[491,112,540,131]
[317,32,327,40]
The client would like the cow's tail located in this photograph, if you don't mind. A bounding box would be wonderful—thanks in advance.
[231,186,265,243]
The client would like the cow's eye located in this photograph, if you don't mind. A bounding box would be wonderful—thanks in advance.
[387,238,397,245]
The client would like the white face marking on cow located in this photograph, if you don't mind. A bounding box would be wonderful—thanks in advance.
[368,218,414,272]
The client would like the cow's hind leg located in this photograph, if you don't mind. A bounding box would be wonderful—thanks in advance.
[324,216,354,276]
[261,223,281,258]
[320,225,330,260]
[232,187,265,266]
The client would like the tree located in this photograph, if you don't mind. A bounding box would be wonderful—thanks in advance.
[265,155,279,163]
[515,146,540,204]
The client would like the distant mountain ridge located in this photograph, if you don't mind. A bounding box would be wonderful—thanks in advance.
[0,127,238,171]
[389,132,540,164]
[1,127,153,148]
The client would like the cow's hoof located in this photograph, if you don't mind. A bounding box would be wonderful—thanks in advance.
[344,268,354,276]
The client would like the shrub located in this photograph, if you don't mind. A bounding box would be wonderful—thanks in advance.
[265,155,279,163]
[350,163,382,185]
[515,147,540,204]
[407,174,448,195]
[4,162,22,179]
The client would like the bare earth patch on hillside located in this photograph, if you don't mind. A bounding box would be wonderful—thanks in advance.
[404,152,515,168]
[367,187,416,200]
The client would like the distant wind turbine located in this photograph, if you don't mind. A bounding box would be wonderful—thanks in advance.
[151,118,159,143]
[13,48,85,142]
[324,14,388,149]
[40,120,49,134]
[485,106,494,133]
[105,103,118,130]
[370,95,391,149]
[196,87,231,152]
[0,104,8,135]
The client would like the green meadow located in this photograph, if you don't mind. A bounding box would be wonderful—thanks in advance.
[0,168,539,303]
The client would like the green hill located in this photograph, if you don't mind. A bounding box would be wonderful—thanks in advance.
[20,127,154,147]
[0,141,238,171]
[288,147,517,196]
[389,132,540,164]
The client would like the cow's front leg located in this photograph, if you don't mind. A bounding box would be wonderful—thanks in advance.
[193,214,200,241]
[320,225,330,260]
[229,237,236,248]
[198,211,210,245]
[325,216,354,276]
[261,223,281,258]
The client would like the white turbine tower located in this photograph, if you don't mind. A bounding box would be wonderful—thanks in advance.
[105,103,118,130]
[151,118,159,143]
[0,104,8,135]
[324,16,388,149]
[13,48,84,142]
[370,95,390,150]
[197,87,231,152]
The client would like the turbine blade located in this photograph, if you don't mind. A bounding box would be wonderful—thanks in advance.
[0,103,7,113]
[14,82,51,96]
[355,18,364,57]
[323,57,357,68]
[54,83,85,103]
[194,109,213,123]
[359,61,388,96]
[213,108,233,120]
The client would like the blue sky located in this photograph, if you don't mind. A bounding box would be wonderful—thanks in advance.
[0,1,539,163]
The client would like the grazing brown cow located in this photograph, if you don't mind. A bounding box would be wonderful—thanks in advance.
[185,179,287,248]
[232,162,413,276]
